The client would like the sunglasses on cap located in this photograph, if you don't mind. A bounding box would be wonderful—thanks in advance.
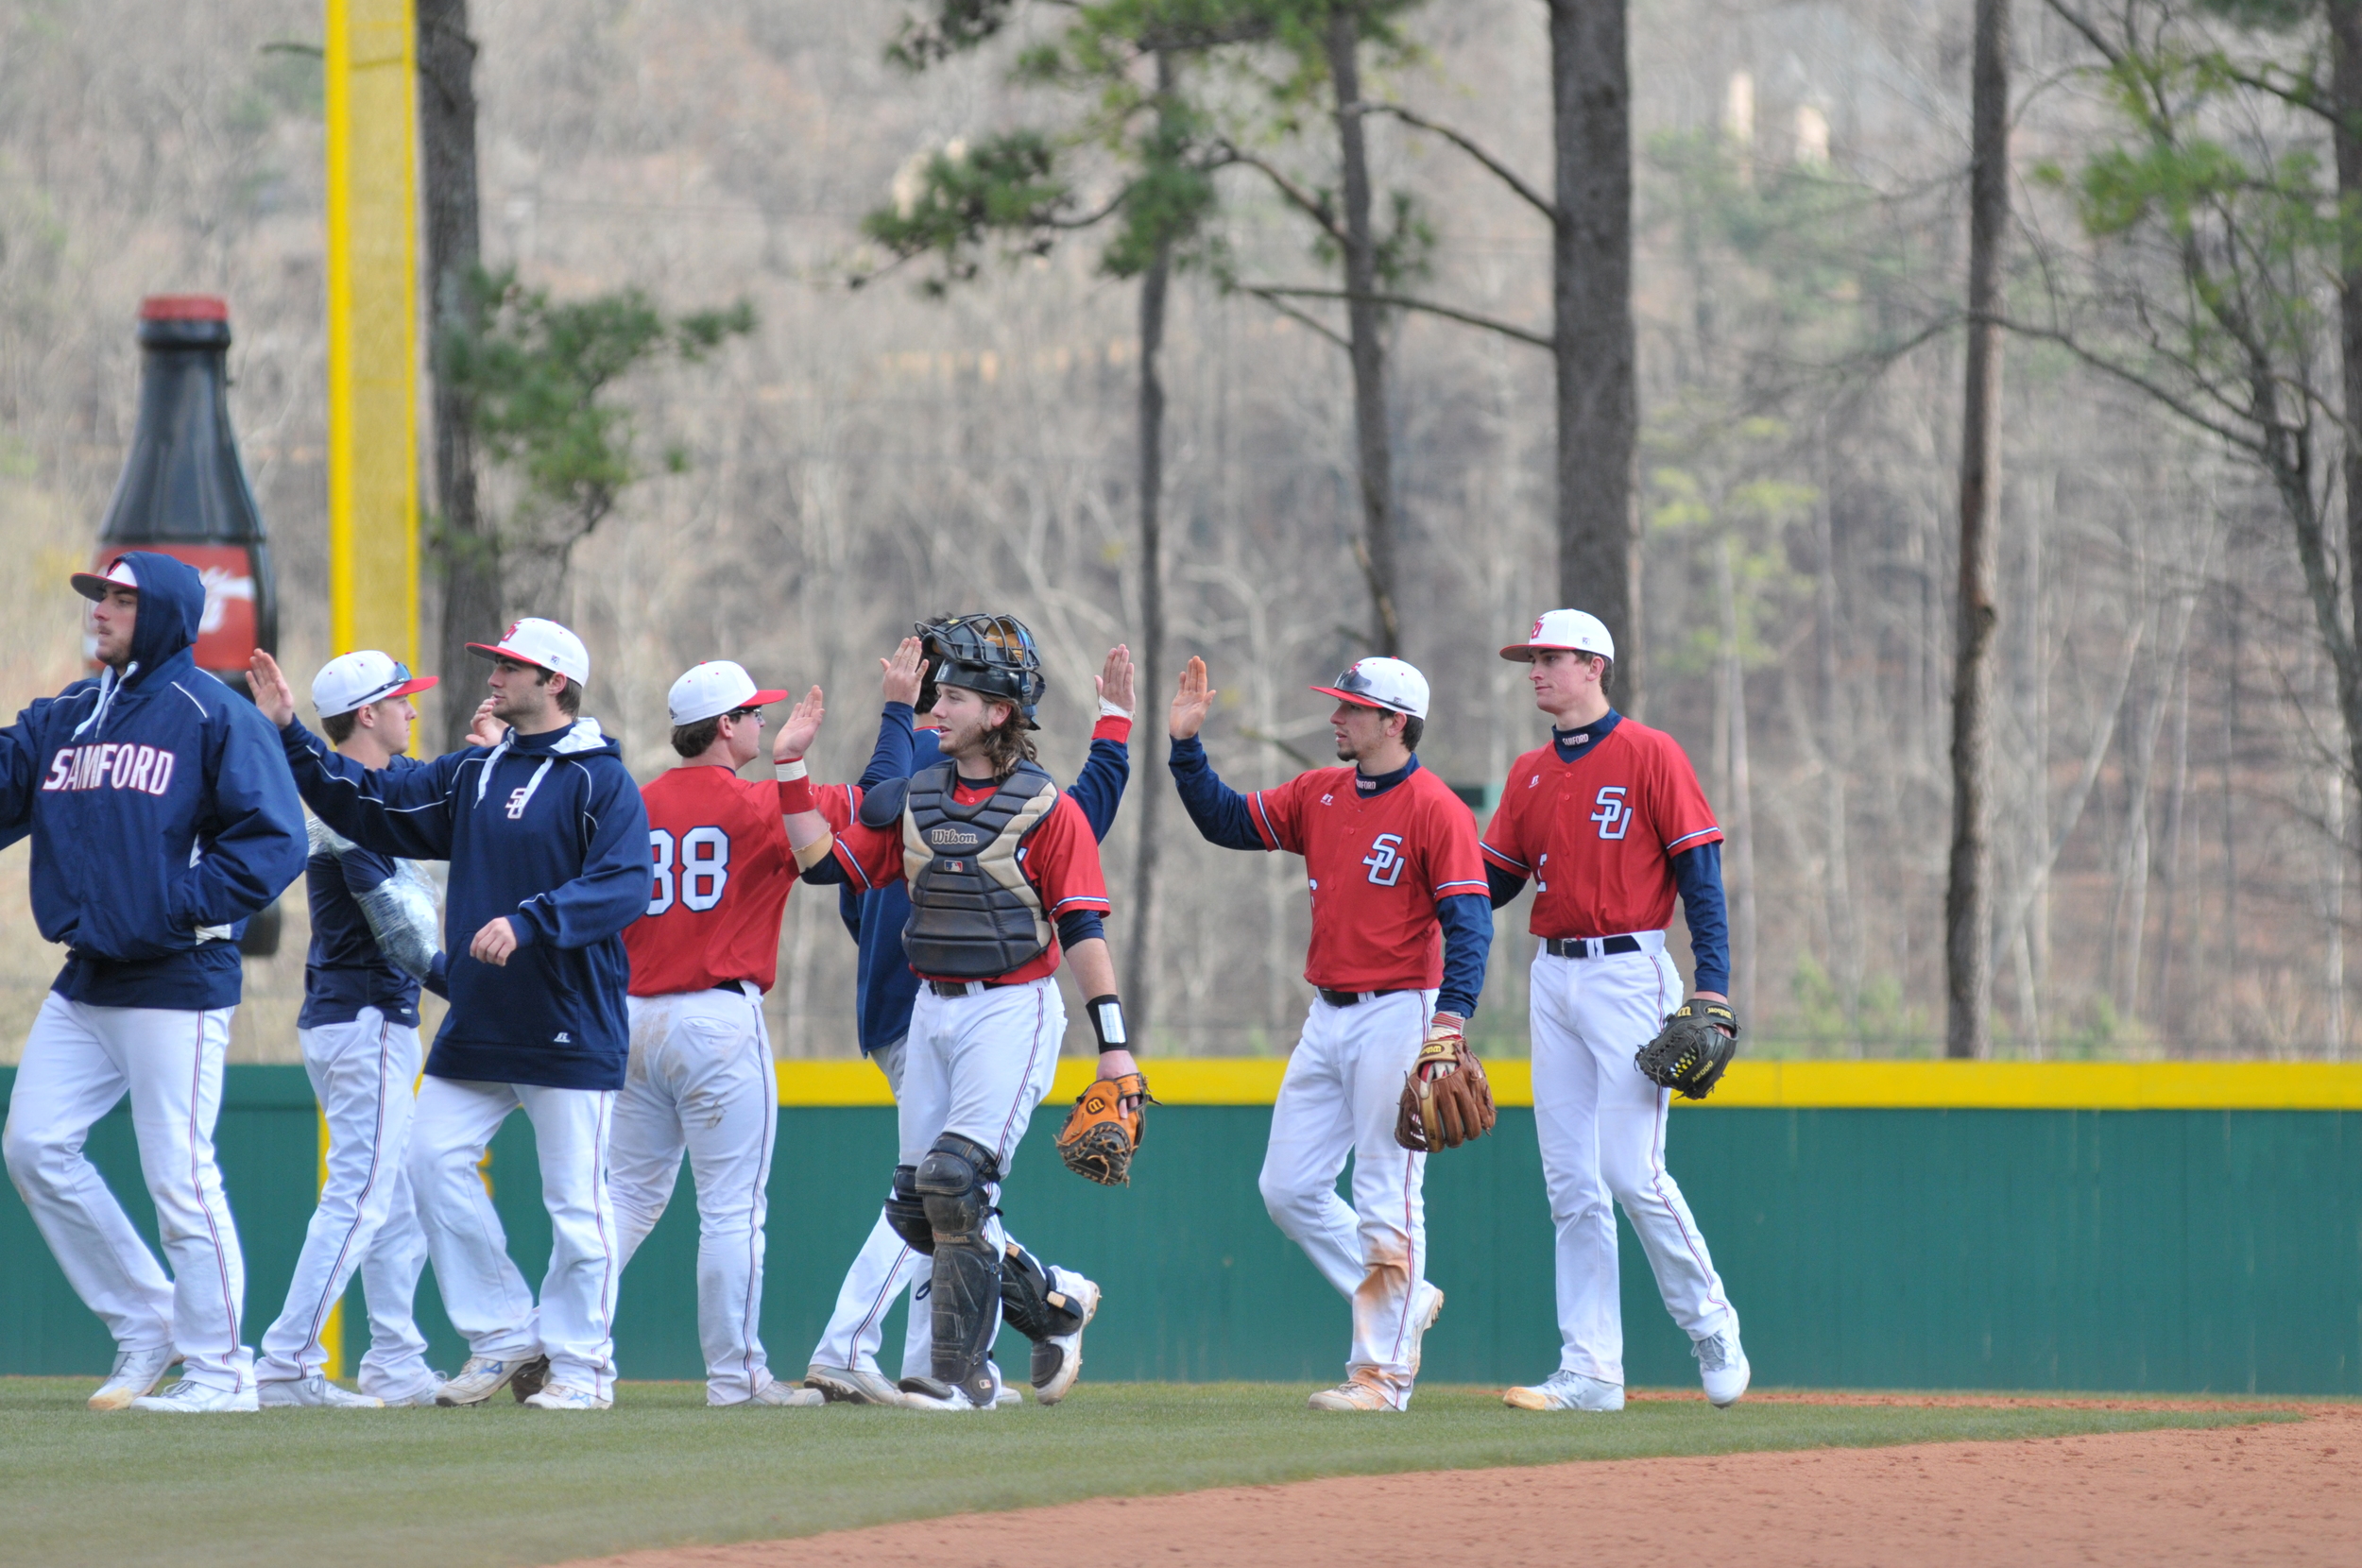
[1326,665,1392,705]
[354,662,419,707]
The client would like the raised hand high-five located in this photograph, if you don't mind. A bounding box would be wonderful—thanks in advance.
[773,686,826,764]
[1095,643,1136,716]
[1168,656,1217,741]
[247,650,298,727]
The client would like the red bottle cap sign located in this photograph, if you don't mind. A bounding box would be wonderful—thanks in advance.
[138,296,231,322]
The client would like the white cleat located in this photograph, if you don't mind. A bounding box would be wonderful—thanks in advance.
[1504,1369,1625,1412]
[897,1366,1004,1412]
[1307,1370,1399,1412]
[1694,1329,1751,1407]
[88,1346,176,1411]
[435,1354,548,1407]
[522,1381,612,1410]
[1030,1269,1101,1406]
[130,1378,260,1413]
[258,1375,384,1408]
[805,1364,911,1407]
[742,1377,825,1407]
[363,1372,447,1407]
[995,1381,1023,1407]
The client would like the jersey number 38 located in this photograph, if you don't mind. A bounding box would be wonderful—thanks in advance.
[647,826,729,915]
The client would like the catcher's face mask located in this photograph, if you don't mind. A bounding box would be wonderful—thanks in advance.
[916,612,1047,728]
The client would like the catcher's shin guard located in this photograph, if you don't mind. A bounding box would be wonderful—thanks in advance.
[916,1133,1004,1407]
[999,1241,1087,1387]
[883,1164,933,1255]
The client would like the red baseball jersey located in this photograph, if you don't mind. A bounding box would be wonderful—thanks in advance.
[1247,765,1489,993]
[826,776,1111,985]
[624,765,801,996]
[1481,718,1721,940]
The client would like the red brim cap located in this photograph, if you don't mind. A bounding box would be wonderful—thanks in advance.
[746,688,790,707]
[385,675,439,699]
[1309,684,1413,714]
[466,640,554,673]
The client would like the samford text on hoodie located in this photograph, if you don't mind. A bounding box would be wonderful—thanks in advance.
[279,710,649,1091]
[0,551,309,1011]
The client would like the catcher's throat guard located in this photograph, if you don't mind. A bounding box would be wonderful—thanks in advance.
[1635,997,1740,1099]
[916,612,1047,728]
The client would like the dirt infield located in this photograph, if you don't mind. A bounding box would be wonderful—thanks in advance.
[560,1399,2361,1568]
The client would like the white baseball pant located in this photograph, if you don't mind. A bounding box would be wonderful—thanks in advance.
[888,978,1066,1362]
[609,984,779,1405]
[1529,934,1737,1385]
[2,994,251,1390]
[409,1075,620,1399]
[809,1032,933,1378]
[1259,987,1435,1407]
[256,1008,434,1391]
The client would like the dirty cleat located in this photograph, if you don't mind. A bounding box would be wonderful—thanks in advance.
[1307,1370,1398,1412]
[435,1355,544,1407]
[805,1364,911,1407]
[89,1346,176,1411]
[258,1375,383,1408]
[1504,1370,1624,1412]
[744,1377,824,1407]
[130,1378,260,1413]
[1030,1269,1100,1406]
[1694,1329,1750,1407]
[522,1381,612,1410]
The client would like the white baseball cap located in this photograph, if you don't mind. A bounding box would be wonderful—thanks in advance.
[1311,656,1429,720]
[466,618,590,688]
[312,651,438,718]
[70,556,141,601]
[667,660,788,725]
[1500,608,1615,664]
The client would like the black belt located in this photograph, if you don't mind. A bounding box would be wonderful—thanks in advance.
[927,979,1015,997]
[1545,935,1644,959]
[710,980,753,995]
[1318,987,1410,1008]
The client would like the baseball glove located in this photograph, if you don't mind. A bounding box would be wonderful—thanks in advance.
[1395,1014,1497,1152]
[1635,997,1741,1099]
[1056,1072,1152,1185]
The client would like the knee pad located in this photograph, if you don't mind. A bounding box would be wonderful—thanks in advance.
[915,1133,1000,1248]
[999,1240,1084,1345]
[883,1165,933,1256]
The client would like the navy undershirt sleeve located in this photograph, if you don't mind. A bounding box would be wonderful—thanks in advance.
[1055,909,1105,949]
[1433,893,1492,1020]
[858,703,917,789]
[1672,842,1731,997]
[1069,734,1130,841]
[1166,734,1265,851]
[1486,861,1528,908]
[799,851,850,887]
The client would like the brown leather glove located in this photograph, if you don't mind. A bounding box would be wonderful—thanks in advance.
[1394,1014,1498,1152]
[1056,1072,1152,1185]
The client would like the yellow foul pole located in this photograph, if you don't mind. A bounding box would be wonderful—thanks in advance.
[326,0,419,667]
[322,0,419,1380]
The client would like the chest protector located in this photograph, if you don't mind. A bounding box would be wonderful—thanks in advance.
[899,758,1061,979]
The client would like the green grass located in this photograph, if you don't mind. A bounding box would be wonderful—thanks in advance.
[0,1378,2299,1568]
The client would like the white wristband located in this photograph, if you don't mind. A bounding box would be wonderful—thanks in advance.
[775,758,809,781]
[1098,700,1133,720]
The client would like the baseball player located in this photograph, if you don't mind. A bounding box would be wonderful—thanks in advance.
[1484,610,1747,1411]
[253,652,450,1407]
[1,553,308,1413]
[250,617,652,1411]
[1167,655,1491,1411]
[783,613,1138,1413]
[608,661,825,1407]
[803,636,1134,1407]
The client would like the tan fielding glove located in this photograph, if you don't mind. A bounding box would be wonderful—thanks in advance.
[1395,1014,1498,1152]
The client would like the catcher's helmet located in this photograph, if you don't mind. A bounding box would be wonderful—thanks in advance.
[916,612,1047,728]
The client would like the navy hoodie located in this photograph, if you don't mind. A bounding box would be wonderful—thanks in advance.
[0,551,308,1011]
[279,711,649,1090]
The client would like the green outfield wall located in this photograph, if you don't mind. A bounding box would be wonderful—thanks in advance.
[1,1064,2356,1394]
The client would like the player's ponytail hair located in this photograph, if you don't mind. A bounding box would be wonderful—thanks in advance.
[976,700,1038,775]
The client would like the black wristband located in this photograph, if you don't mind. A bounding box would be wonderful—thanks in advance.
[1086,993,1127,1051]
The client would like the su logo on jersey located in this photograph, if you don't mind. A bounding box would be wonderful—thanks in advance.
[1590,785,1632,841]
[1362,831,1407,887]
